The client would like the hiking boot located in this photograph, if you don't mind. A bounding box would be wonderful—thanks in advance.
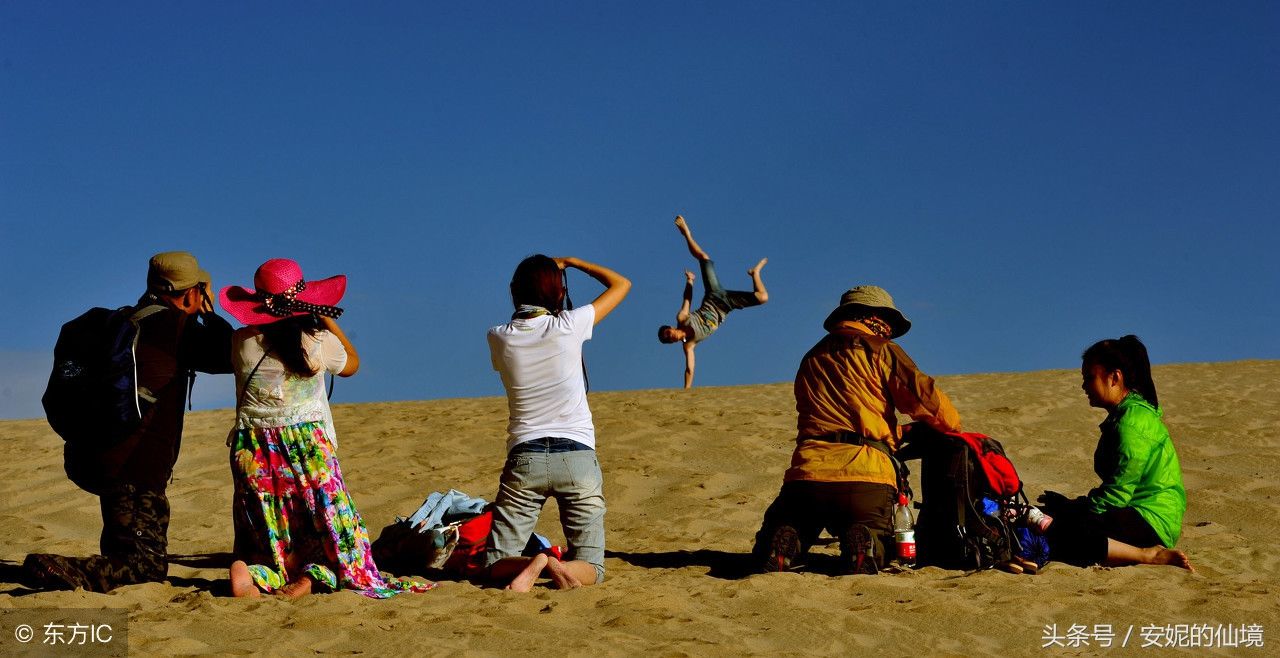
[760,525,802,573]
[838,524,881,575]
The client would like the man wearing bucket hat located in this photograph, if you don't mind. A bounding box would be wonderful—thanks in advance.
[752,285,962,575]
[24,252,234,592]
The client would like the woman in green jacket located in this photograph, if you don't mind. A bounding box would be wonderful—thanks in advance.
[1037,335,1193,571]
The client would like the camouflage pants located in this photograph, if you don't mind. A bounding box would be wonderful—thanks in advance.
[22,484,170,593]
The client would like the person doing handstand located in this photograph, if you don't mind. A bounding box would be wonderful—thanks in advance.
[657,215,768,388]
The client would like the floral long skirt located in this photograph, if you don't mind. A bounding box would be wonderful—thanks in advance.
[230,421,434,598]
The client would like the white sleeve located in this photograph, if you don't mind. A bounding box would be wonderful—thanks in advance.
[487,329,502,372]
[319,330,349,375]
[572,305,595,342]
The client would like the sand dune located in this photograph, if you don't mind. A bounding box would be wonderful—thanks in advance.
[2,361,1278,655]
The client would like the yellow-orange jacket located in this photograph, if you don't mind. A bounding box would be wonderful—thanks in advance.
[785,321,962,487]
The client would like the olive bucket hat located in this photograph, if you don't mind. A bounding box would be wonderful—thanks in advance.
[146,251,211,294]
[822,285,911,337]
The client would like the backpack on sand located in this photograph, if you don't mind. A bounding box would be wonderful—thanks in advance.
[372,511,494,579]
[897,424,1029,571]
[42,304,167,448]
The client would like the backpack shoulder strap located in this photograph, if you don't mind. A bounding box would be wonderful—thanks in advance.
[129,304,167,324]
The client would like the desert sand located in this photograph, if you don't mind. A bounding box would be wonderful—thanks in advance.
[2,361,1278,656]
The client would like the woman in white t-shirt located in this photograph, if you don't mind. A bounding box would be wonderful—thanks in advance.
[219,258,434,599]
[485,254,630,590]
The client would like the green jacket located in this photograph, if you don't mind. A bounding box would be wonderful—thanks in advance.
[1087,392,1186,547]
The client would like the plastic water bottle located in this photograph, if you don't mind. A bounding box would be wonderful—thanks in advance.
[893,493,916,564]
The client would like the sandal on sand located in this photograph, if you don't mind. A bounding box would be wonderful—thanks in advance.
[838,524,880,576]
[997,561,1024,574]
[1012,556,1040,575]
[760,525,802,573]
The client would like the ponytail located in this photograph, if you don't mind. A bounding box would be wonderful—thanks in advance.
[1082,334,1159,408]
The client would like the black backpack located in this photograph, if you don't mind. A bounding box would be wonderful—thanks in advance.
[898,424,1028,571]
[42,304,167,447]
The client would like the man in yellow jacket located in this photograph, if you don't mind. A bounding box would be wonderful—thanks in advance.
[753,285,961,574]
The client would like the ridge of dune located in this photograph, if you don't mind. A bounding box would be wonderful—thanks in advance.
[2,360,1278,655]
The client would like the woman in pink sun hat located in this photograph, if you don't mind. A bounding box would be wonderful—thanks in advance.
[219,258,434,599]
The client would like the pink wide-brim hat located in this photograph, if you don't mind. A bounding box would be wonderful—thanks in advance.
[219,258,347,326]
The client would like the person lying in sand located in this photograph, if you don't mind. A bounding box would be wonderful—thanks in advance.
[657,215,768,388]
[1028,335,1193,572]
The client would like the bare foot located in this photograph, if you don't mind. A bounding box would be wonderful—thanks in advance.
[1150,547,1195,572]
[504,553,549,592]
[674,215,689,234]
[748,258,769,304]
[278,575,313,600]
[229,560,261,598]
[545,556,583,590]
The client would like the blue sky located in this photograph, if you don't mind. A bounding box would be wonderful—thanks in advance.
[2,2,1277,419]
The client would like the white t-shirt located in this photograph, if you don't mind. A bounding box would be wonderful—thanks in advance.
[232,326,348,440]
[488,304,596,451]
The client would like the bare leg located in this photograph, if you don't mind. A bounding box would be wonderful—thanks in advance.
[1104,539,1194,572]
[278,574,313,600]
[229,560,261,598]
[674,215,710,261]
[503,553,549,592]
[747,258,768,304]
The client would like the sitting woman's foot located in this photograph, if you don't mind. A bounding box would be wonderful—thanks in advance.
[748,257,767,276]
[278,575,313,600]
[1148,547,1195,572]
[229,560,261,598]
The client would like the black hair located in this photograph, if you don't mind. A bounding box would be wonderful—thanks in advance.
[260,314,324,377]
[509,254,565,312]
[1082,334,1159,408]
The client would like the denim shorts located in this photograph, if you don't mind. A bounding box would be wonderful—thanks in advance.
[485,438,606,582]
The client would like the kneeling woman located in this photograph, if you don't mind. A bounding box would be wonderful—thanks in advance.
[1038,335,1193,571]
[220,259,434,598]
[485,255,629,590]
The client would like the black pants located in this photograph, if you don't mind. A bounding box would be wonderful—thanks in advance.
[752,480,895,557]
[1045,503,1162,566]
[22,484,170,592]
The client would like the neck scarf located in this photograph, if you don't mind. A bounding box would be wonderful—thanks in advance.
[858,315,893,338]
[513,305,551,320]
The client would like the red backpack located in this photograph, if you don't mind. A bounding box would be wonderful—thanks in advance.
[441,511,494,578]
